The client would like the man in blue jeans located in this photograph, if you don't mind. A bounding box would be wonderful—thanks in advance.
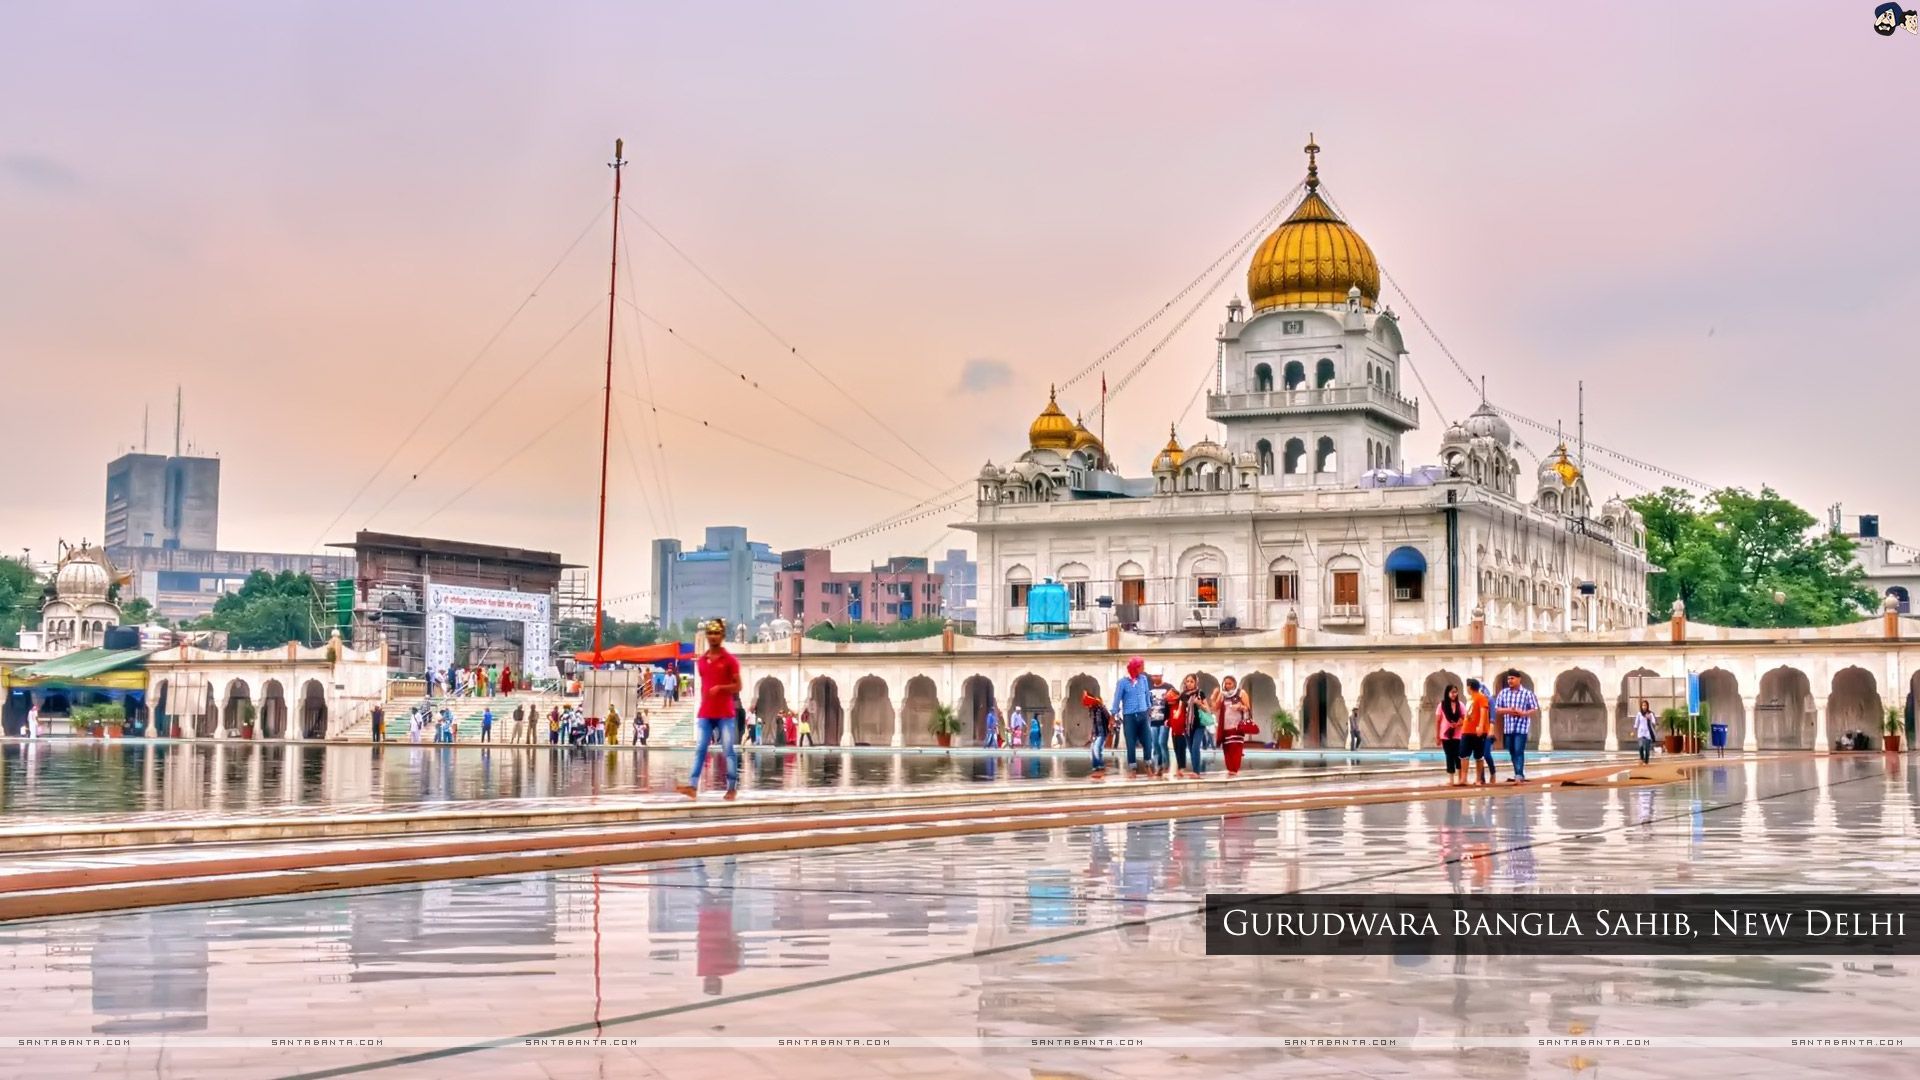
[1492,672,1538,783]
[1110,656,1155,778]
[677,619,742,800]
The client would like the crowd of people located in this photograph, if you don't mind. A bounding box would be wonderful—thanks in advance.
[428,662,517,698]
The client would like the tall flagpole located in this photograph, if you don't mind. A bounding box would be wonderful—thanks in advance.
[592,139,627,665]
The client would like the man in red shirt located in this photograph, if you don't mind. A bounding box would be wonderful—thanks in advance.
[677,619,742,800]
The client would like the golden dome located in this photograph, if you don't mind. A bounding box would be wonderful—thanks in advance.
[1028,386,1075,451]
[1069,413,1103,451]
[1246,136,1380,312]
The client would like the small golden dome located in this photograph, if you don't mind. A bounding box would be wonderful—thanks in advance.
[1153,424,1185,472]
[1548,443,1582,486]
[1069,413,1103,451]
[1247,136,1380,312]
[1028,386,1075,451]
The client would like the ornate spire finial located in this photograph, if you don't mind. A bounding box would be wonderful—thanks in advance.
[1048,383,1057,401]
[1304,133,1320,193]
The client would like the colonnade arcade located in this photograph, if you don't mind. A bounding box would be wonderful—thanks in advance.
[739,644,1916,753]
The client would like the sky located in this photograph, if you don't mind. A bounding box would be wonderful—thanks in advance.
[2,2,1915,617]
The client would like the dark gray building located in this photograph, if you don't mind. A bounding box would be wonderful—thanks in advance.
[104,452,220,552]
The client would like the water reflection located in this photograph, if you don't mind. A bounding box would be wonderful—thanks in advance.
[0,740,1376,817]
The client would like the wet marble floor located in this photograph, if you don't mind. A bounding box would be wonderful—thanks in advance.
[0,754,1913,1078]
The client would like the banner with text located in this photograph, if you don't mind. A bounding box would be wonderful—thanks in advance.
[1204,893,1920,956]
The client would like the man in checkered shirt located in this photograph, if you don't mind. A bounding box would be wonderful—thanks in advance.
[1492,673,1539,783]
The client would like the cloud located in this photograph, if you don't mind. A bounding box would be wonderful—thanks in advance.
[955,357,1012,394]
[2,153,83,192]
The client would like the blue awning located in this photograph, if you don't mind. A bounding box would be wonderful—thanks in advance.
[1385,546,1427,573]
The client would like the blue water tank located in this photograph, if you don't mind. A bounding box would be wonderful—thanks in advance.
[1026,580,1070,639]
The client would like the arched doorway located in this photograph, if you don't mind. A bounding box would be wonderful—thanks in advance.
[850,676,895,746]
[221,679,252,737]
[1183,671,1220,700]
[1698,668,1744,750]
[259,680,288,739]
[1756,667,1814,749]
[151,679,171,737]
[1011,673,1052,741]
[960,675,997,746]
[751,678,788,730]
[1615,667,1662,746]
[193,684,218,738]
[1241,673,1279,743]
[900,676,939,747]
[806,677,844,746]
[1549,669,1606,749]
[299,680,329,740]
[1416,670,1464,748]
[1357,671,1410,748]
[1829,666,1883,749]
[1062,673,1101,747]
[1300,672,1346,749]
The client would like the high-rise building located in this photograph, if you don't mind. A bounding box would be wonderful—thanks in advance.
[102,436,351,623]
[651,527,782,632]
[104,452,220,551]
[933,549,978,625]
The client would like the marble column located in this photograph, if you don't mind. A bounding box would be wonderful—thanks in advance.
[1740,694,1760,752]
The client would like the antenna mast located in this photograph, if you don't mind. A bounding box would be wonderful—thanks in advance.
[1577,380,1585,471]
[591,139,627,666]
[174,386,182,457]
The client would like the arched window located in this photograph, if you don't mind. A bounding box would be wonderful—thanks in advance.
[1255,438,1275,475]
[1269,557,1299,602]
[1283,360,1306,390]
[1115,560,1146,609]
[1889,586,1911,614]
[1253,363,1273,392]
[1315,358,1336,388]
[1058,562,1090,611]
[1315,436,1337,474]
[1366,362,1374,385]
[1283,438,1306,474]
[1007,565,1033,609]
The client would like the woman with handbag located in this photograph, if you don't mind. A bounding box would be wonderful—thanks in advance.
[1212,675,1251,777]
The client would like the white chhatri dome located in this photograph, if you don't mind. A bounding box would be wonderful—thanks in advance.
[54,545,113,600]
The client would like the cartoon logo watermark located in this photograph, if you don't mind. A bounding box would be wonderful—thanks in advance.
[1874,2,1919,35]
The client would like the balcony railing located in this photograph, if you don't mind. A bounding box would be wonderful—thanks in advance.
[1208,385,1419,426]
[1322,603,1366,627]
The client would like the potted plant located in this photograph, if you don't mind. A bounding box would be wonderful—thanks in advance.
[1885,706,1904,754]
[239,700,257,741]
[928,702,962,748]
[1660,707,1687,754]
[1272,707,1300,750]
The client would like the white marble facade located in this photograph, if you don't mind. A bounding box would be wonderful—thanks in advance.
[964,146,1648,639]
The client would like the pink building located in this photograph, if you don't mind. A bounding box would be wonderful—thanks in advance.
[775,549,945,627]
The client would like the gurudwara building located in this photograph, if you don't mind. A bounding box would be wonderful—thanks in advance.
[963,142,1649,639]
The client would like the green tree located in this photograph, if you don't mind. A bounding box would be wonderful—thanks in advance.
[555,613,665,655]
[0,557,42,648]
[195,570,324,649]
[1627,486,1873,627]
[119,596,159,626]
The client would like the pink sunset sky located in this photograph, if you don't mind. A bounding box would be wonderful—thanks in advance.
[2,2,1914,616]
